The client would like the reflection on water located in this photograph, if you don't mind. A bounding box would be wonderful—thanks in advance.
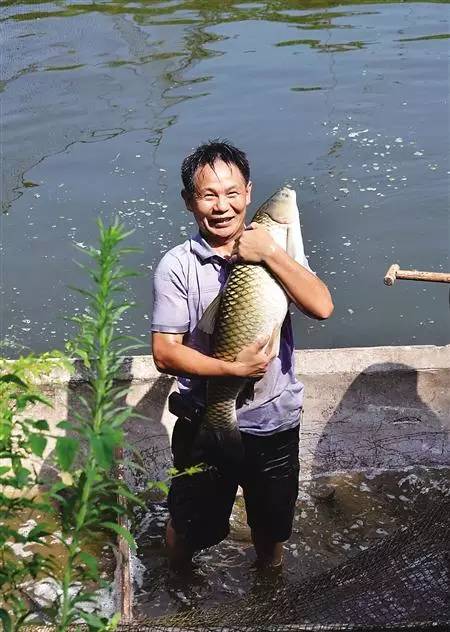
[133,466,449,618]
[1,1,449,354]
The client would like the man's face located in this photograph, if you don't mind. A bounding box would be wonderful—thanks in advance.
[183,160,252,246]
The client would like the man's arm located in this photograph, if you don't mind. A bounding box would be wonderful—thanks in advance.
[152,332,274,378]
[231,224,333,320]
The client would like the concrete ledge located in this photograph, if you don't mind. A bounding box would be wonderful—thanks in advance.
[13,344,450,484]
[296,344,450,375]
[32,343,450,384]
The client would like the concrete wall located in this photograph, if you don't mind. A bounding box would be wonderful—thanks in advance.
[24,344,449,486]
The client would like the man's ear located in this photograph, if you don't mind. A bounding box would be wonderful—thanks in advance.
[181,189,192,212]
[246,180,252,206]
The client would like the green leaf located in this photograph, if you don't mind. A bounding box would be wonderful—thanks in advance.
[117,245,141,254]
[124,411,148,422]
[67,285,98,302]
[28,523,52,541]
[75,394,92,413]
[116,486,145,507]
[0,608,12,632]
[69,591,97,606]
[110,305,131,320]
[148,480,169,495]
[55,436,78,471]
[78,551,99,576]
[29,433,47,457]
[12,466,30,488]
[110,386,131,402]
[105,611,121,631]
[33,419,49,431]
[49,480,68,494]
[92,429,122,469]
[57,420,73,431]
[109,408,132,428]
[101,521,136,551]
[0,374,28,388]
[0,466,11,477]
[184,464,204,476]
[14,392,51,410]
[77,610,105,629]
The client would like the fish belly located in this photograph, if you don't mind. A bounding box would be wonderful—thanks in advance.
[205,263,288,431]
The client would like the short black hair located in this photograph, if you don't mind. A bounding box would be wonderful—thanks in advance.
[181,139,250,197]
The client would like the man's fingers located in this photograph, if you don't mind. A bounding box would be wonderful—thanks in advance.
[261,347,276,363]
[251,366,267,377]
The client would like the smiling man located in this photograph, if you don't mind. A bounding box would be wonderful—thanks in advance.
[151,140,333,572]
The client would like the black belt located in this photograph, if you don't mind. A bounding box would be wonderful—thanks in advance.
[168,391,204,422]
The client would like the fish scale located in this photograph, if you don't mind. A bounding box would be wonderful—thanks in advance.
[205,265,278,430]
[201,188,299,435]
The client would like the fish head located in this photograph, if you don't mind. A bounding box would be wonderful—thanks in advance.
[251,187,298,225]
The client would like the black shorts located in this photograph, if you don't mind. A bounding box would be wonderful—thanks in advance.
[167,418,300,551]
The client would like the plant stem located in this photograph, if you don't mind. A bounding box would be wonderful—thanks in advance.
[58,549,73,631]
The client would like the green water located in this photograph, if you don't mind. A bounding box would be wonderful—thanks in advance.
[1,1,449,354]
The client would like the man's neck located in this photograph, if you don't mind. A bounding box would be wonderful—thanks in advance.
[211,241,234,257]
[200,230,242,258]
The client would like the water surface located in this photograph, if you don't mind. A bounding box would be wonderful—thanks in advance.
[1,1,449,354]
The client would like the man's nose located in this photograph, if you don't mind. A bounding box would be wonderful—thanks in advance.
[214,195,229,212]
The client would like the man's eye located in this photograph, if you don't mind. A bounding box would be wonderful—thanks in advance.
[204,194,216,200]
[228,192,238,197]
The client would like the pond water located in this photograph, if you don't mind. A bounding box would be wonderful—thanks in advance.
[134,466,449,622]
[1,1,449,355]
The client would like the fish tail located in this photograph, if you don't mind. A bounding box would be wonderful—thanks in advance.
[193,423,244,470]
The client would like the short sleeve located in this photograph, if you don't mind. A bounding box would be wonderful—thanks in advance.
[151,254,189,334]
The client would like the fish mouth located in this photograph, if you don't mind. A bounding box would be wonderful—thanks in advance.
[255,187,298,224]
[272,186,296,204]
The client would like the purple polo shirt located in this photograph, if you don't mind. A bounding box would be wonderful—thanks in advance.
[151,233,311,435]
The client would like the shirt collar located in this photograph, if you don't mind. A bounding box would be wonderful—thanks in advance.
[190,232,228,262]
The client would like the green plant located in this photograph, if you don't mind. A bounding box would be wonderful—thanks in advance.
[146,465,204,497]
[0,357,67,630]
[0,218,145,631]
[49,218,145,630]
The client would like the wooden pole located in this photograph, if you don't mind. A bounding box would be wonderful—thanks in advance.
[115,446,133,622]
[384,264,450,286]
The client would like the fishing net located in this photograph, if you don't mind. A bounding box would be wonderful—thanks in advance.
[20,478,449,631]
[125,489,449,632]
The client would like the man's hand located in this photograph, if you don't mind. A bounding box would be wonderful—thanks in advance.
[232,336,276,377]
[230,224,276,264]
[230,223,334,320]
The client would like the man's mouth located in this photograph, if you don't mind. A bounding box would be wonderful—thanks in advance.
[209,216,234,228]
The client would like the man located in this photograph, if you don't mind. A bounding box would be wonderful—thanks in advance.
[152,140,333,571]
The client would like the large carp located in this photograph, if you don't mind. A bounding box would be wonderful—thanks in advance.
[195,187,307,466]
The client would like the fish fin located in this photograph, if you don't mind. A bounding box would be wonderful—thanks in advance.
[197,292,222,334]
[286,205,309,268]
[236,379,256,407]
[265,326,282,359]
[269,224,289,250]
